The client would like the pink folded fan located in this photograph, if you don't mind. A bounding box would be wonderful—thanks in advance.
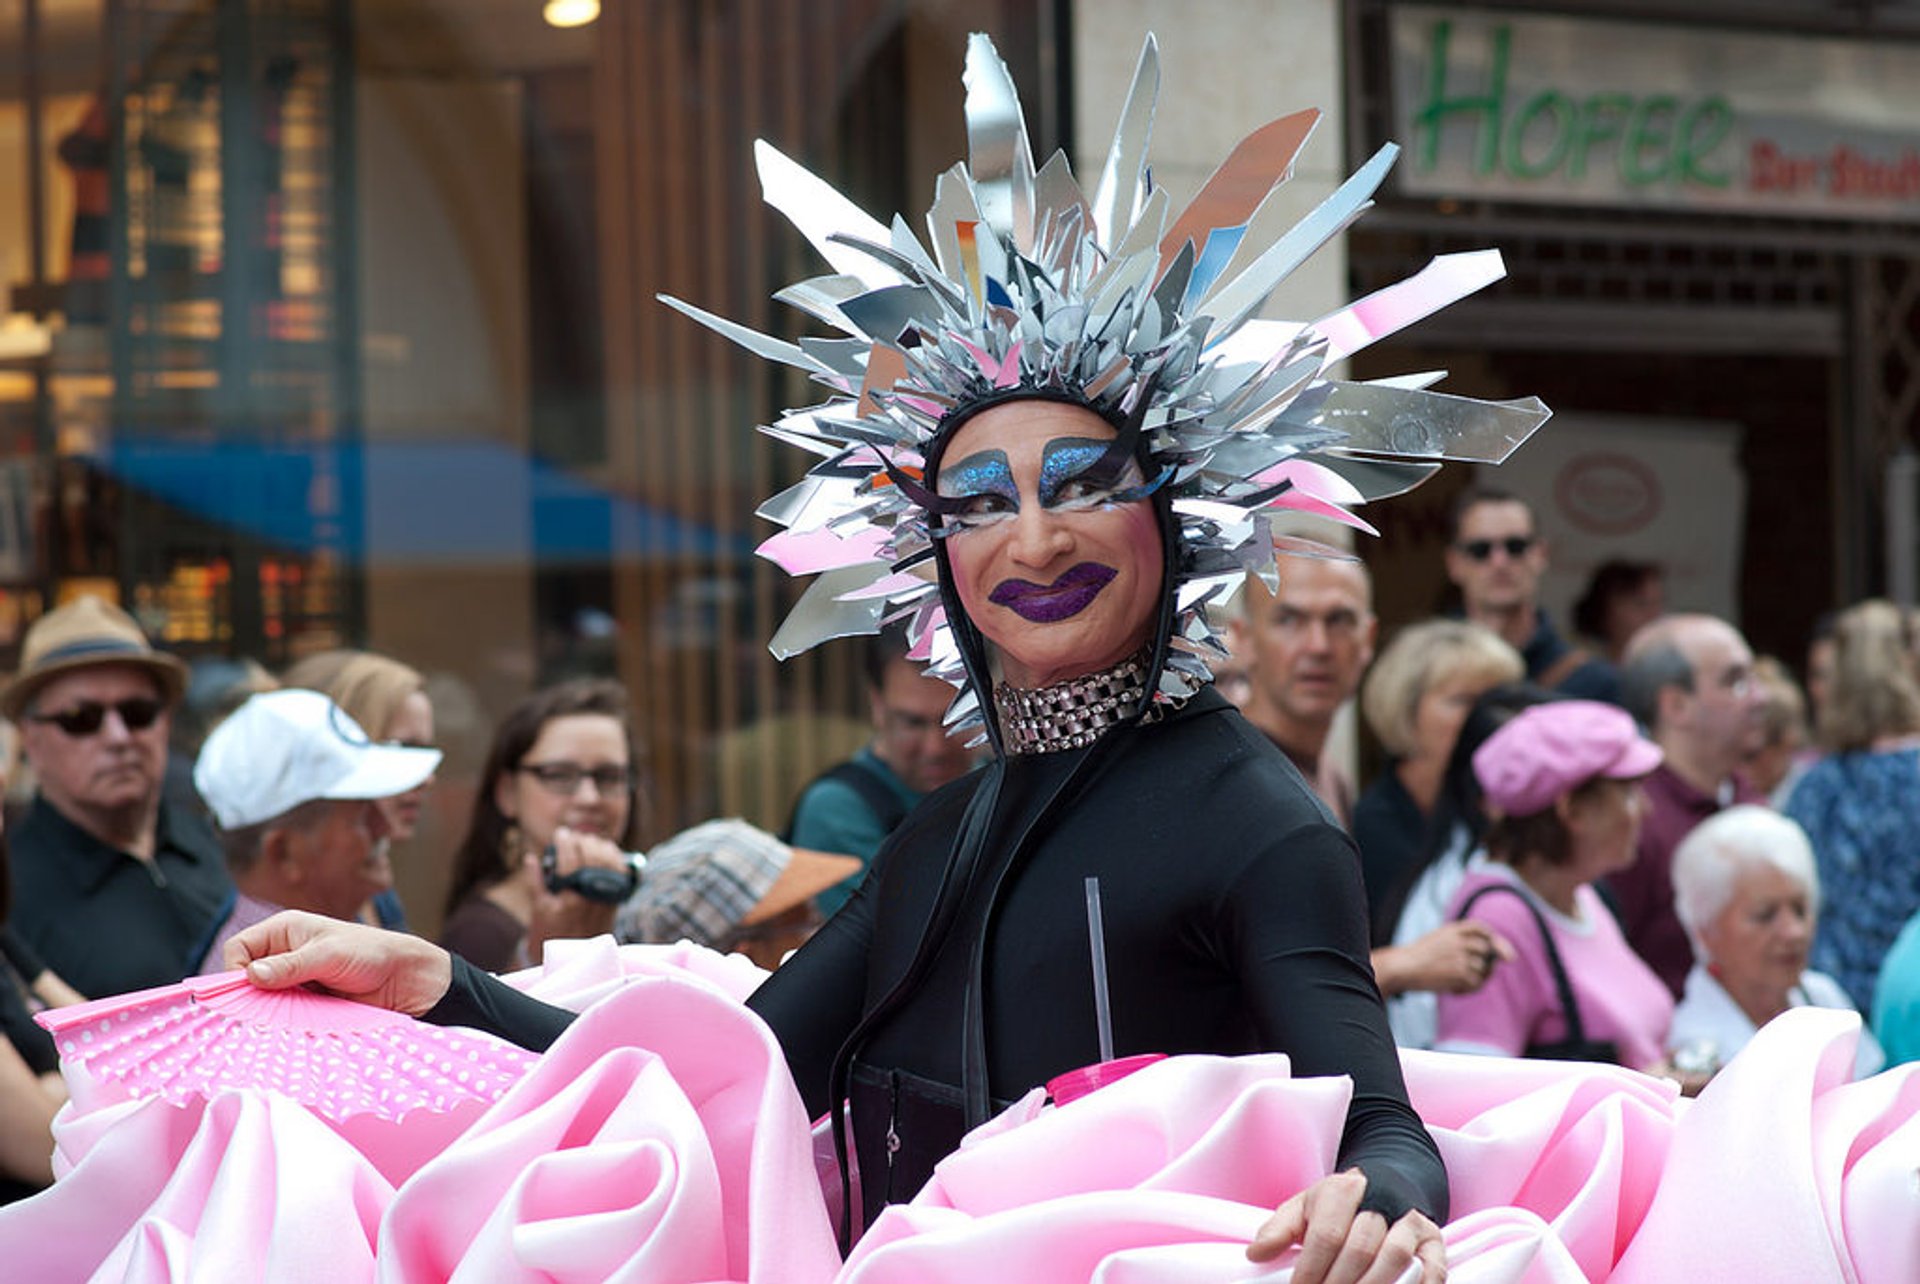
[37,970,538,1123]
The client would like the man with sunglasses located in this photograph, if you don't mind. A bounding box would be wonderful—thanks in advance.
[2,596,230,998]
[1444,488,1623,704]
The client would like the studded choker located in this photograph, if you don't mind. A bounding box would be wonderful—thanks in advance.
[993,650,1153,756]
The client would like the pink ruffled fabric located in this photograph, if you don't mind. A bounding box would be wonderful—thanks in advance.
[0,939,1912,1284]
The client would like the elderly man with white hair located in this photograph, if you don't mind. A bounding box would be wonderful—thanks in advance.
[1670,805,1884,1078]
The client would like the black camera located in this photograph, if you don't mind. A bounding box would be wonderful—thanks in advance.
[540,844,645,904]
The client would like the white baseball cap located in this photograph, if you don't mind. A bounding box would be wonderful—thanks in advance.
[194,689,442,829]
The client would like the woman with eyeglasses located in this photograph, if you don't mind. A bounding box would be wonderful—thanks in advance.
[440,679,644,973]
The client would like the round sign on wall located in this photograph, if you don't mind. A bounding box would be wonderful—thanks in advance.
[1554,452,1663,537]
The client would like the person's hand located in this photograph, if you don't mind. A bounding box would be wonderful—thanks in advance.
[224,910,453,1016]
[1373,920,1514,998]
[525,826,628,960]
[1247,1169,1447,1282]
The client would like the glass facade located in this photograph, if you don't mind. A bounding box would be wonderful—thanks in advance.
[0,0,1063,931]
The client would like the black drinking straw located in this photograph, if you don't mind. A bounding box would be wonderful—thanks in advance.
[1084,876,1115,1063]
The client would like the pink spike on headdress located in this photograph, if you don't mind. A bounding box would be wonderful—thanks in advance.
[1312,250,1506,365]
[1252,459,1366,507]
[755,526,892,575]
[956,336,1025,388]
[1252,460,1378,535]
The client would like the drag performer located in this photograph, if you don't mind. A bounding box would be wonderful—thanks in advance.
[229,33,1549,1284]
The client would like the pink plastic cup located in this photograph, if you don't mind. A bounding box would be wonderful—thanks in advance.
[1045,1053,1167,1106]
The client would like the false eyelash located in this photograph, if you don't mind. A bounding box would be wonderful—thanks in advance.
[880,454,974,518]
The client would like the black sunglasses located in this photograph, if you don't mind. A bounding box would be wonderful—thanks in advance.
[29,697,165,737]
[1456,536,1536,562]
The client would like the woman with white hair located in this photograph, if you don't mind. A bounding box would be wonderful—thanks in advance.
[1670,805,1884,1078]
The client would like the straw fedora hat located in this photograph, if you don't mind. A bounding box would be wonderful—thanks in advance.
[2,595,190,719]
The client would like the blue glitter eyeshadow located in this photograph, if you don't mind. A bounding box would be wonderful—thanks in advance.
[1039,437,1117,505]
[937,450,1017,503]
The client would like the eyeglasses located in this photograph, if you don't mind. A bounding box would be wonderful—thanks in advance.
[879,707,944,738]
[1455,536,1536,562]
[28,697,165,737]
[517,762,636,795]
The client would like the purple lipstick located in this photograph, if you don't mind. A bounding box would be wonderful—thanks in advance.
[989,562,1117,623]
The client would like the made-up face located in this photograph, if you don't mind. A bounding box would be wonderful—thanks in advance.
[936,400,1164,690]
[20,664,171,825]
[494,713,633,858]
[1446,500,1547,616]
[1698,859,1814,1000]
[377,690,436,844]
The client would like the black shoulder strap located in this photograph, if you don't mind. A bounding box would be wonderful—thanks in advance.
[782,759,911,844]
[829,760,913,834]
[1457,882,1590,1045]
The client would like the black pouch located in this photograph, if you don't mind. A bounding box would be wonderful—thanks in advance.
[847,1063,969,1227]
[1458,883,1620,1066]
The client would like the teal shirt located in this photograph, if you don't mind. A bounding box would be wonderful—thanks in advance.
[790,747,922,916]
[1874,908,1920,1067]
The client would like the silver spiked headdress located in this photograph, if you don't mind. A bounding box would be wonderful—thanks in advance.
[665,33,1549,742]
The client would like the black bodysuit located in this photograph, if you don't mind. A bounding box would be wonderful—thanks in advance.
[429,687,1447,1230]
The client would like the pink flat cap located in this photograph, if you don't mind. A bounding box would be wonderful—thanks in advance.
[1473,700,1663,817]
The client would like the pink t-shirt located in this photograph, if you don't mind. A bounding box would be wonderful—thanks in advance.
[1435,863,1674,1071]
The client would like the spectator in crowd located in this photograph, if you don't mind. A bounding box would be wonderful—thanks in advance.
[1804,611,1838,731]
[1873,905,1920,1067]
[2,596,229,997]
[282,649,438,931]
[1376,683,1554,1048]
[1355,619,1523,911]
[1782,598,1920,1016]
[1435,701,1683,1077]
[1571,558,1666,665]
[0,736,76,1206]
[786,628,977,916]
[0,1026,55,1205]
[1745,655,1813,801]
[1669,805,1882,1079]
[452,680,859,975]
[1611,613,1767,997]
[441,679,649,973]
[1229,556,1377,824]
[190,690,440,973]
[1444,488,1622,703]
[1232,562,1512,1022]
[614,819,859,970]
